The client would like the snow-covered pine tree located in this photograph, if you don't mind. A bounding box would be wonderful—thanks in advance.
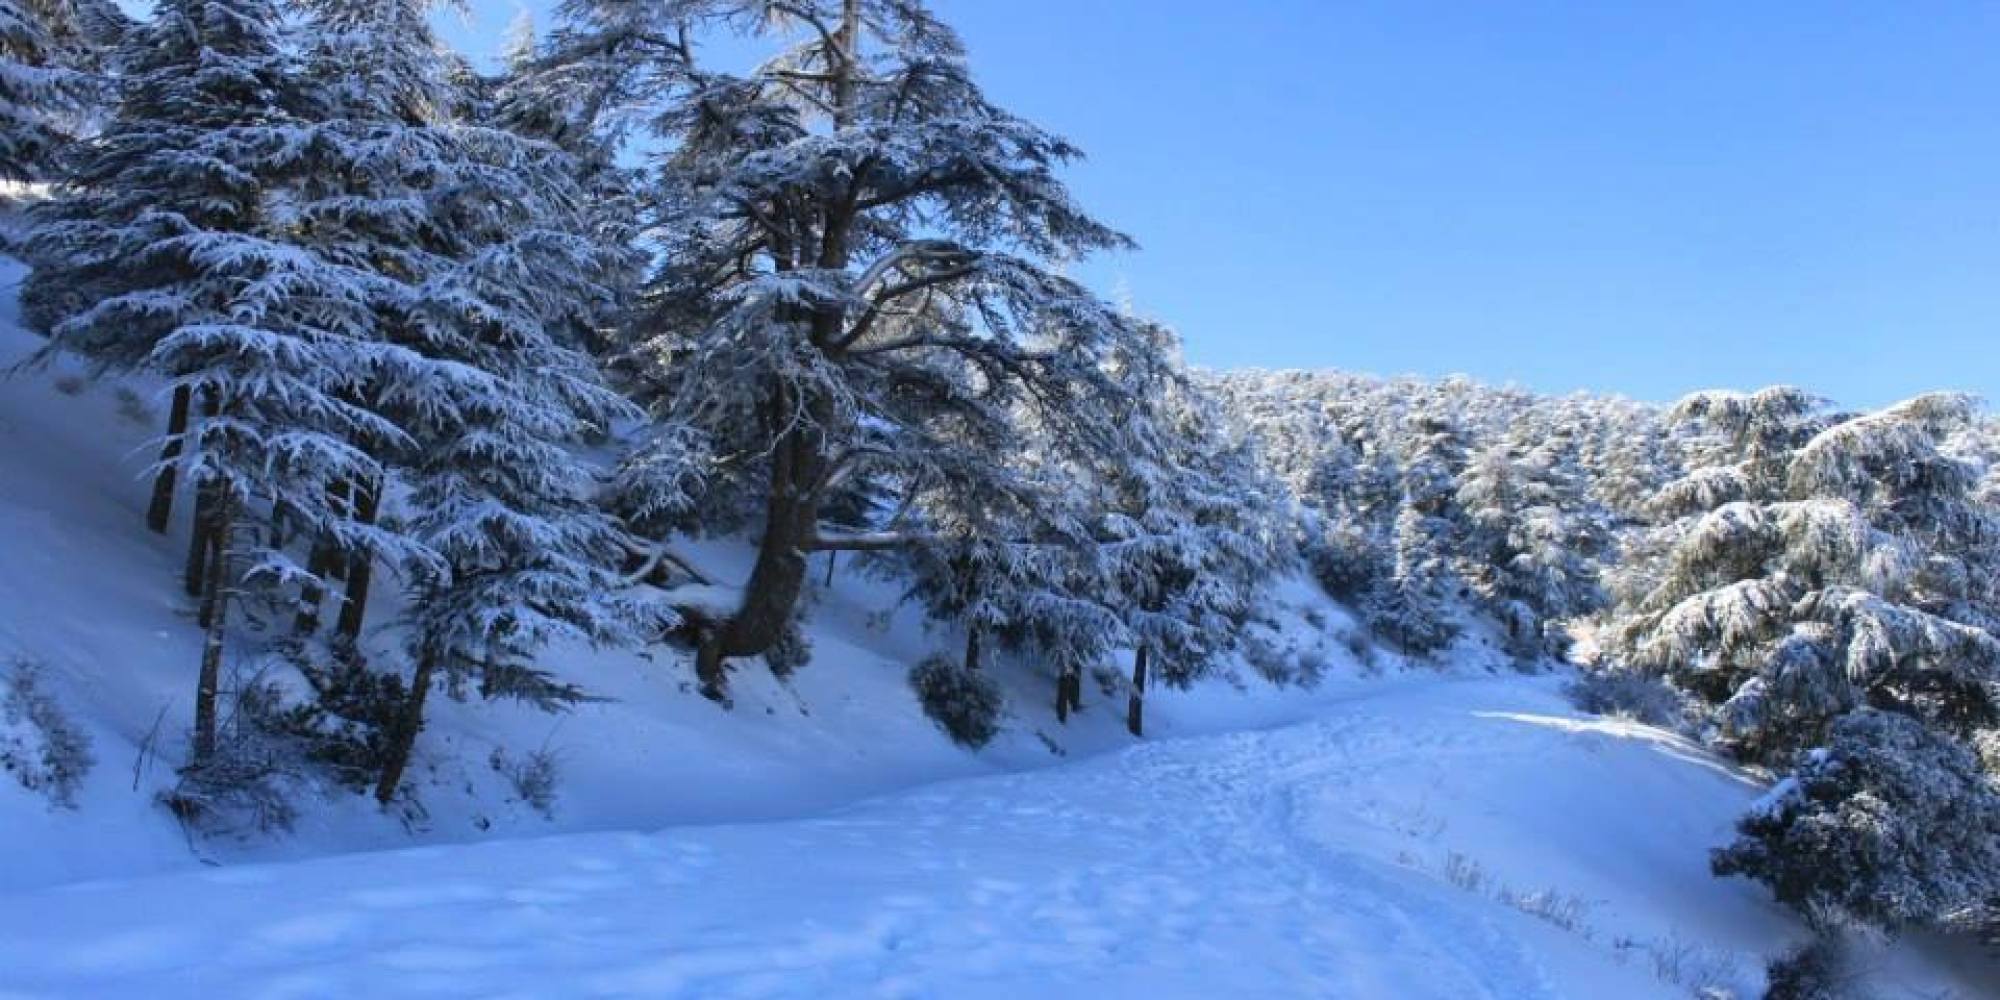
[1101,351,1287,735]
[284,0,646,805]
[535,0,1173,703]
[0,0,122,183]
[22,0,409,762]
[1364,414,1467,657]
[1713,709,2000,939]
[1454,428,1610,660]
[1608,390,2000,765]
[896,519,1122,726]
[484,3,643,350]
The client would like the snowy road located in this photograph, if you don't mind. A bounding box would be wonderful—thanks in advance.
[0,678,1825,999]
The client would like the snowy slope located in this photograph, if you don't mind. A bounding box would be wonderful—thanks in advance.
[4,254,1996,997]
[0,251,1385,889]
[2,678,1993,998]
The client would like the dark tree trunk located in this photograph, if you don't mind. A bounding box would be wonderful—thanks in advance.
[294,481,352,635]
[293,537,338,636]
[696,485,812,703]
[824,550,837,587]
[1055,663,1082,724]
[696,415,824,704]
[184,479,216,600]
[373,650,437,806]
[335,478,381,642]
[145,385,191,534]
[1127,644,1149,737]
[964,621,982,674]
[192,491,236,762]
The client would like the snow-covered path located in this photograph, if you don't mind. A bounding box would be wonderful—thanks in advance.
[0,678,1847,999]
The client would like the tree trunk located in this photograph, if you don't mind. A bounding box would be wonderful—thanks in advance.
[1055,663,1082,724]
[335,478,380,642]
[192,491,236,762]
[294,537,338,636]
[696,486,812,703]
[145,385,191,534]
[697,409,827,703]
[294,481,352,635]
[964,621,982,674]
[373,650,437,806]
[184,479,216,599]
[1127,644,1149,737]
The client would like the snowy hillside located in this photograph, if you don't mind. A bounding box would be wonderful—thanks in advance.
[0,253,1374,887]
[1,255,1993,996]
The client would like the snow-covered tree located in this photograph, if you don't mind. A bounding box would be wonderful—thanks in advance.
[534,0,1174,703]
[1103,362,1288,734]
[1360,414,1468,657]
[1365,501,1462,657]
[22,0,410,761]
[277,0,646,805]
[1455,432,1610,660]
[1609,391,2000,765]
[1713,709,2000,937]
[0,0,122,182]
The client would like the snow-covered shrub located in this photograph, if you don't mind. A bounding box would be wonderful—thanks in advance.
[1239,632,1293,685]
[1566,669,1687,728]
[1712,710,2000,935]
[258,650,407,793]
[162,681,314,836]
[1625,933,1749,999]
[489,746,560,820]
[1,659,95,809]
[761,622,813,680]
[1308,528,1384,602]
[1442,851,1493,894]
[1499,886,1593,936]
[909,654,1002,750]
[1338,628,1380,673]
[1760,936,1859,1000]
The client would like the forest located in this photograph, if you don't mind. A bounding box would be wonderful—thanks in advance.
[3,0,1998,993]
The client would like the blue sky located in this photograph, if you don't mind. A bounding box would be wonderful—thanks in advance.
[441,1,1999,407]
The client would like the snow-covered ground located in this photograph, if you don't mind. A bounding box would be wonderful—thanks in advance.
[2,677,1993,998]
[3,256,1996,997]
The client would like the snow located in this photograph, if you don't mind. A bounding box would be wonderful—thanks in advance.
[2,252,1995,996]
[0,683,1800,997]
[0,677,1989,997]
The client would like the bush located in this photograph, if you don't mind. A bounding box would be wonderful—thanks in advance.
[909,654,1002,749]
[1308,528,1384,601]
[1712,709,2000,935]
[1761,936,1858,1000]
[1566,669,1687,728]
[762,622,813,679]
[161,652,411,836]
[278,650,407,791]
[162,680,313,836]
[489,746,560,820]
[1,659,95,809]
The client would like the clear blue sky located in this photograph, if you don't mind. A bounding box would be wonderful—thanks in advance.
[441,1,2000,407]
